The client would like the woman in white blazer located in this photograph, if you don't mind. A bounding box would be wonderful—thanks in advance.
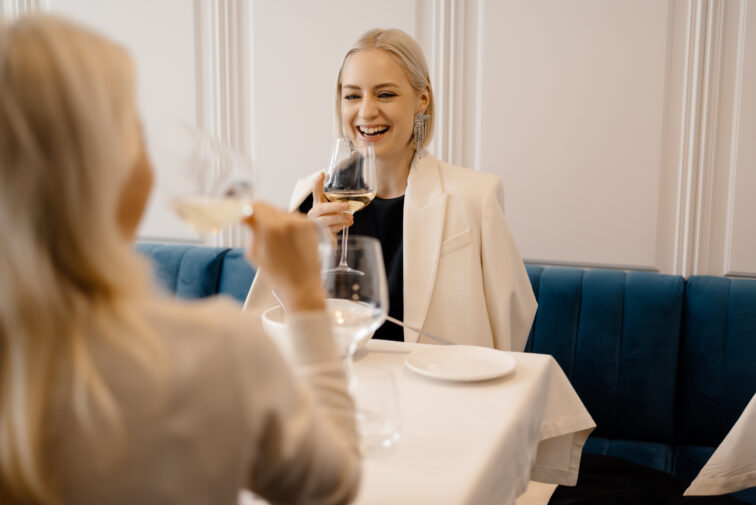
[245,28,536,351]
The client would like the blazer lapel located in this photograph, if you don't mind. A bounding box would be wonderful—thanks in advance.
[403,153,446,343]
[288,172,321,211]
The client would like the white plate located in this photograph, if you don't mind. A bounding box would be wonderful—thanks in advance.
[404,345,516,382]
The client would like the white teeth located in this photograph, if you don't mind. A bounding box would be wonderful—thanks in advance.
[358,125,389,136]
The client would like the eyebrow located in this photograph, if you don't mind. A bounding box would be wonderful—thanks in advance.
[342,83,400,90]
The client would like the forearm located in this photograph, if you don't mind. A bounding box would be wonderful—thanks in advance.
[250,312,360,505]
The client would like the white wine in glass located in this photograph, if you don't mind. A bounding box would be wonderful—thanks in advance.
[171,189,253,233]
[323,189,377,214]
[152,122,254,236]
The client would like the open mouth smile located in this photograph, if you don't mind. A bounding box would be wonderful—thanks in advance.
[357,125,389,137]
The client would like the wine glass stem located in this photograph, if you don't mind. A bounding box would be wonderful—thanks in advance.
[338,222,350,268]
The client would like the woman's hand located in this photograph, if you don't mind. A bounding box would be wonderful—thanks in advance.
[244,202,325,312]
[307,172,353,236]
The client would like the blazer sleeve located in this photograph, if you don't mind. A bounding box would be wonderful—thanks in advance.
[480,179,537,351]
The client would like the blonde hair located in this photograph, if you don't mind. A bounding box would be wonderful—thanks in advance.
[0,14,159,503]
[335,28,434,147]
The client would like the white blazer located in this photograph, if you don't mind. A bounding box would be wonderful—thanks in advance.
[244,152,537,351]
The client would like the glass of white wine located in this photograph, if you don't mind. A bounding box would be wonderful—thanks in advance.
[151,122,254,236]
[323,137,376,273]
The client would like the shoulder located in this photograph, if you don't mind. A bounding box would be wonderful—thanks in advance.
[143,296,271,367]
[427,155,502,197]
[289,171,323,211]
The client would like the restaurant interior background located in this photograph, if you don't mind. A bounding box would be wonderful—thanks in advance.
[3,0,754,278]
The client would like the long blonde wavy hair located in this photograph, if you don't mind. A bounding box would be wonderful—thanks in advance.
[0,14,159,504]
[335,28,435,146]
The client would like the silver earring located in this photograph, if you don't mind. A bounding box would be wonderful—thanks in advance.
[413,112,430,154]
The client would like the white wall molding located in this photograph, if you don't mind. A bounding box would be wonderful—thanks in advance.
[420,0,479,169]
[722,0,747,277]
[670,0,708,277]
[691,0,725,276]
[193,0,251,247]
[659,0,755,278]
[0,0,46,18]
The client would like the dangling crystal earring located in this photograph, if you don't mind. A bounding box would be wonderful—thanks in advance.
[413,112,430,155]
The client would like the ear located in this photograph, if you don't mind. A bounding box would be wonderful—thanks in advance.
[418,85,430,114]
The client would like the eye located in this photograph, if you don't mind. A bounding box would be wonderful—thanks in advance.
[378,92,397,99]
[343,94,360,101]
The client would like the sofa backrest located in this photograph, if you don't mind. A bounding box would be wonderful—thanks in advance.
[525,265,756,486]
[674,275,756,482]
[525,267,685,447]
[136,243,255,303]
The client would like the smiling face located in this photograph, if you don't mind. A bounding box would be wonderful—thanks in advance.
[339,49,429,168]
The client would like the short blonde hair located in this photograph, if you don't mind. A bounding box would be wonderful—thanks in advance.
[0,14,157,504]
[335,28,434,146]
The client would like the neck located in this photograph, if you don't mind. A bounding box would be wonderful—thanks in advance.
[376,146,416,198]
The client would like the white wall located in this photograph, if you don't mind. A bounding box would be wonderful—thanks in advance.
[477,0,669,270]
[3,0,755,277]
[46,0,204,244]
[451,0,756,277]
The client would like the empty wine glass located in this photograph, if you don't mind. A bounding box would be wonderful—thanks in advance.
[322,235,387,375]
[150,122,254,235]
[323,137,376,274]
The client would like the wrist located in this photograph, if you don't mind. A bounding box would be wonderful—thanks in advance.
[281,280,326,312]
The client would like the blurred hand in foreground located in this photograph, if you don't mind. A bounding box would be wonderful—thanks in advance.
[244,202,325,312]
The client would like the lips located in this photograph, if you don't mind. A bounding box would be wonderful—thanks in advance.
[357,125,389,137]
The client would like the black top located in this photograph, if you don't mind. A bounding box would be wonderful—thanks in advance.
[299,193,405,342]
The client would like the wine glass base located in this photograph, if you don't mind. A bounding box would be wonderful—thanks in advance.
[324,265,365,276]
[357,408,401,455]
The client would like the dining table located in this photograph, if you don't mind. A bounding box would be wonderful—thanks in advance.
[684,392,756,497]
[242,339,595,505]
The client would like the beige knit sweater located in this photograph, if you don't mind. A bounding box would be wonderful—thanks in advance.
[42,296,360,505]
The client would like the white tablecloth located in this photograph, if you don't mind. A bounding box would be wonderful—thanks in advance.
[241,340,594,505]
[352,340,594,505]
[685,393,756,496]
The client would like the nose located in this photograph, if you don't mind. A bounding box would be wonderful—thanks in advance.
[359,96,378,119]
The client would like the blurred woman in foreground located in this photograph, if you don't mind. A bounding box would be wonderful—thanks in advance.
[0,14,359,505]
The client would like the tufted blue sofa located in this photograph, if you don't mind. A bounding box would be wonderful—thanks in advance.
[524,267,756,503]
[136,243,756,503]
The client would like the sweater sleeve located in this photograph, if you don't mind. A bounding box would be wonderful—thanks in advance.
[480,179,538,351]
[238,311,360,505]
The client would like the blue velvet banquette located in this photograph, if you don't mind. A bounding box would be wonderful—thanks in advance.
[136,243,756,503]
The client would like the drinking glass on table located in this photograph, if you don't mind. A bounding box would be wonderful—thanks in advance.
[150,122,254,235]
[354,365,402,453]
[323,137,376,274]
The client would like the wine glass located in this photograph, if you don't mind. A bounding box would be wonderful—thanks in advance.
[150,122,254,236]
[322,236,398,452]
[323,137,376,273]
[322,235,387,367]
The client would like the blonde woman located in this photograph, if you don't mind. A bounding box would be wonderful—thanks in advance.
[0,14,359,505]
[245,28,536,351]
